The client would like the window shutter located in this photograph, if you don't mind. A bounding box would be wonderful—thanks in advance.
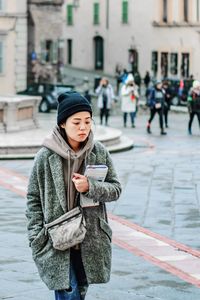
[94,3,100,24]
[0,41,3,73]
[67,5,73,25]
[122,1,128,23]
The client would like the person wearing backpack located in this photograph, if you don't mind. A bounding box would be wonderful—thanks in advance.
[146,80,167,135]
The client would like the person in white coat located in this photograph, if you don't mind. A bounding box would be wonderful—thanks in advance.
[121,73,139,128]
[95,77,115,126]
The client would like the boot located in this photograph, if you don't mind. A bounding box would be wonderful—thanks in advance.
[147,123,151,134]
[188,128,192,135]
[161,129,167,135]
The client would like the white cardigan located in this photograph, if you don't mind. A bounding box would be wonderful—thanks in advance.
[120,84,139,113]
[95,84,115,109]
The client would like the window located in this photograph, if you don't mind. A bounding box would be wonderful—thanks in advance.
[163,0,168,22]
[181,53,189,78]
[67,4,73,25]
[0,0,3,11]
[183,0,188,22]
[170,53,178,75]
[93,3,100,24]
[151,51,158,77]
[0,41,3,74]
[40,40,46,63]
[40,40,58,64]
[52,41,58,64]
[122,0,128,24]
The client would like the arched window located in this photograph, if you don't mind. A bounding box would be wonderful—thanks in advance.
[163,0,168,22]
[183,0,188,22]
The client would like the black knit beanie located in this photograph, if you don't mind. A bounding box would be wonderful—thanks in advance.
[57,91,92,125]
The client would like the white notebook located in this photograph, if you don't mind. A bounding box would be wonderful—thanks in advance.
[80,165,108,208]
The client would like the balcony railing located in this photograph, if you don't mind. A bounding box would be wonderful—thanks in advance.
[28,0,64,5]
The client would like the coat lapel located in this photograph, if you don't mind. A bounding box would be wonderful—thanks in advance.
[48,154,67,213]
[87,151,96,165]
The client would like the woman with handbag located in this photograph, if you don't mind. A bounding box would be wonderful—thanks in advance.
[26,91,122,300]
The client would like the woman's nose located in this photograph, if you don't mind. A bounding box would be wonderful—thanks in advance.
[80,123,86,130]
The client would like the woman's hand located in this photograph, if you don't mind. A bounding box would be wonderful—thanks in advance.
[72,173,89,193]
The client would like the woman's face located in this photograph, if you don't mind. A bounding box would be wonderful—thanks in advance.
[61,111,92,149]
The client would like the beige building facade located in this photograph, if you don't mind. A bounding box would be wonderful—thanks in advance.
[0,0,27,94]
[63,0,200,79]
[28,0,64,83]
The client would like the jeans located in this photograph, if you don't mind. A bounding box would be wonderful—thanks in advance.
[55,264,81,300]
[100,108,110,125]
[123,112,136,126]
[55,249,88,300]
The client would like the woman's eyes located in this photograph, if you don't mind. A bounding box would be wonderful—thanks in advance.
[73,122,91,126]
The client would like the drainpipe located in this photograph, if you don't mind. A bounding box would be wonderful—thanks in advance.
[106,0,109,29]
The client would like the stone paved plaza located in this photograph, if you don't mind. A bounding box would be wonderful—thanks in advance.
[1,109,200,299]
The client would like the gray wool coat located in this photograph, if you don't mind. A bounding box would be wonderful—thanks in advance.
[26,141,121,290]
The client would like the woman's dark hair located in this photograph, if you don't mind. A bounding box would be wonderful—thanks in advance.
[59,125,67,141]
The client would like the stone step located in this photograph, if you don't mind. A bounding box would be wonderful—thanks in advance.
[0,125,133,159]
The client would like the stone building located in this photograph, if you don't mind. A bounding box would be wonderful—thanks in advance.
[28,0,64,83]
[62,0,200,79]
[0,0,27,94]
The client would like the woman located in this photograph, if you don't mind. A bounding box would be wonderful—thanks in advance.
[146,80,167,135]
[95,77,115,126]
[26,91,121,300]
[121,73,139,128]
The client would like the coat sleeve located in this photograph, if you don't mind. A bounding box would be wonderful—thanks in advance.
[26,157,44,245]
[95,85,102,95]
[83,148,122,203]
[110,85,115,99]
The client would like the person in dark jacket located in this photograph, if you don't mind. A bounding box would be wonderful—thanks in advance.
[144,71,151,89]
[162,80,172,128]
[146,81,167,135]
[26,91,121,300]
[187,80,200,135]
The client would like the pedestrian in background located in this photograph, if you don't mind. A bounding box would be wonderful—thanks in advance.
[95,77,115,126]
[121,73,139,128]
[26,91,121,300]
[187,80,200,135]
[120,69,128,84]
[162,80,172,128]
[146,80,167,135]
[134,71,141,94]
[144,71,151,90]
[115,64,122,95]
[82,76,91,103]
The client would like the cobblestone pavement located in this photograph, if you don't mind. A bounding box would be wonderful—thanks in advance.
[1,110,200,299]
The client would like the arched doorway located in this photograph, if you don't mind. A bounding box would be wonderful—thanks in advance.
[94,36,104,70]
